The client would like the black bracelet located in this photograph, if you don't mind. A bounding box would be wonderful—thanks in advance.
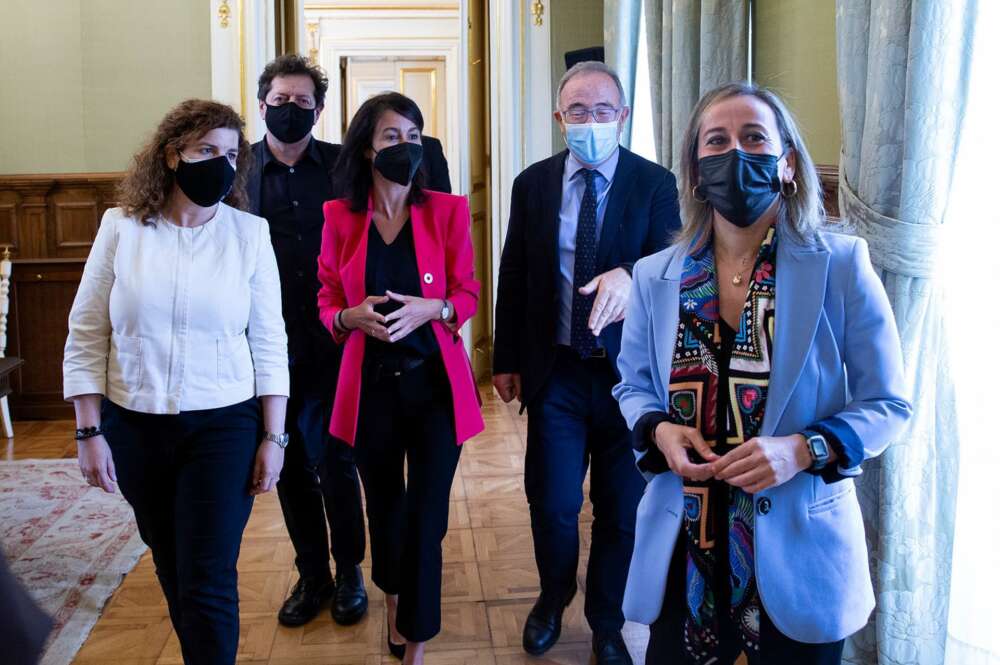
[336,310,346,331]
[75,426,103,441]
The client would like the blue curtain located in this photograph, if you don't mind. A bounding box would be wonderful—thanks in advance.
[603,0,641,147]
[635,0,748,170]
[836,1,979,662]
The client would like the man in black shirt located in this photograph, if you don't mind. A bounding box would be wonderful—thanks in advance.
[249,54,452,629]
[249,54,367,628]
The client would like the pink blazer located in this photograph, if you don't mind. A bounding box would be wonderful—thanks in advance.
[317,190,484,446]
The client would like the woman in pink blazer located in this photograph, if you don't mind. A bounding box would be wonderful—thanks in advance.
[317,92,482,665]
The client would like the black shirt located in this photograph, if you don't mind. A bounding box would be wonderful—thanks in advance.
[716,319,736,446]
[364,220,437,360]
[258,138,338,381]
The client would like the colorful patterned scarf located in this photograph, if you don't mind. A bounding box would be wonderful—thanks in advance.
[668,226,777,663]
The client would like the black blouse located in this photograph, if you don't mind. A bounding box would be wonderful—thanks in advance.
[365,220,437,360]
[716,319,736,446]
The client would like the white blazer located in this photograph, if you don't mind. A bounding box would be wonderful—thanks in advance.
[614,228,911,643]
[63,205,289,414]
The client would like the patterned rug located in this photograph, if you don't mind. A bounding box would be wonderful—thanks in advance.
[0,459,146,665]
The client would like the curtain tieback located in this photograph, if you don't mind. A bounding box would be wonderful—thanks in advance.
[838,166,942,279]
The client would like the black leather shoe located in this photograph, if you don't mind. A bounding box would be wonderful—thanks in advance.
[277,576,335,627]
[331,565,368,625]
[592,631,633,665]
[521,586,576,656]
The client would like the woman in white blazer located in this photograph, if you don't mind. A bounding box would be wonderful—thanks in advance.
[63,100,289,665]
[613,83,911,664]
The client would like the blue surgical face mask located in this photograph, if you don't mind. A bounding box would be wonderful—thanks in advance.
[564,121,620,165]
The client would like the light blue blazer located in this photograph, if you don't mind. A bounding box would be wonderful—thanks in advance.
[613,226,912,644]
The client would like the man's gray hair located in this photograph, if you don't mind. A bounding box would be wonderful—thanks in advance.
[555,61,627,110]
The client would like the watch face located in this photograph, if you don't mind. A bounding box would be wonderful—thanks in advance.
[808,435,829,463]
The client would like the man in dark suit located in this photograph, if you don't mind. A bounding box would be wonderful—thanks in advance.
[249,55,451,629]
[493,61,681,665]
[418,134,451,193]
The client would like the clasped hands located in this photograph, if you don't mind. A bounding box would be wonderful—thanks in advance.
[494,267,630,403]
[341,290,445,343]
[654,422,814,493]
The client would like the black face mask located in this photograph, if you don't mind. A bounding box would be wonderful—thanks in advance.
[695,149,782,227]
[175,155,236,208]
[373,142,423,186]
[265,102,316,144]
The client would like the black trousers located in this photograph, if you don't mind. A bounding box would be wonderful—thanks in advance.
[277,369,365,581]
[102,398,260,665]
[352,354,461,642]
[645,526,846,665]
[525,347,644,633]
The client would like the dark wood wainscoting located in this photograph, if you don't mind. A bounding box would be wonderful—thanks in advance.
[817,163,840,219]
[0,173,121,419]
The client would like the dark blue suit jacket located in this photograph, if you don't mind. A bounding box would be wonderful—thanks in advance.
[493,147,681,406]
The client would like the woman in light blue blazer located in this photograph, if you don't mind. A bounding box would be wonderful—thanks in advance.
[613,82,911,665]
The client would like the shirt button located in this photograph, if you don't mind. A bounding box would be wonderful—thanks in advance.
[296,234,303,241]
[292,200,299,207]
[296,270,304,278]
[289,167,295,174]
[756,497,772,515]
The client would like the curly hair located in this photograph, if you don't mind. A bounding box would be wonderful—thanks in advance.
[257,54,329,107]
[117,99,251,224]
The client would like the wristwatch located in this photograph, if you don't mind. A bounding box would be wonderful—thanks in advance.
[264,431,290,449]
[440,300,453,321]
[801,430,831,471]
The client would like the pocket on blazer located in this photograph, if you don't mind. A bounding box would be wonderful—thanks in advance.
[807,482,855,516]
[217,332,253,386]
[109,332,143,391]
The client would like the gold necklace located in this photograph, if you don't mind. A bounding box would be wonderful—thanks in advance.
[731,253,752,286]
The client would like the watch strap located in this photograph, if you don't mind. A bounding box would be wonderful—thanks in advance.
[75,426,103,441]
[264,431,289,449]
[802,429,830,471]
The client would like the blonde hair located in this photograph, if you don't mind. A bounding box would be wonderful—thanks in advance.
[676,82,824,249]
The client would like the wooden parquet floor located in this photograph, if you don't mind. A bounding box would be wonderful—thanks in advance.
[6,387,653,664]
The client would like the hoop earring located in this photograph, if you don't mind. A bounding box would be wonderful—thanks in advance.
[692,186,708,204]
[781,179,798,198]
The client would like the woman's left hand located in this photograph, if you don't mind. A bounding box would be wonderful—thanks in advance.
[712,434,812,493]
[250,440,285,495]
[383,290,443,342]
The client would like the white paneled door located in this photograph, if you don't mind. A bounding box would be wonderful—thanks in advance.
[344,56,448,155]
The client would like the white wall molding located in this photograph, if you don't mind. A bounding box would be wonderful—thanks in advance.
[488,0,552,296]
[305,6,463,195]
[210,0,275,139]
[523,0,553,166]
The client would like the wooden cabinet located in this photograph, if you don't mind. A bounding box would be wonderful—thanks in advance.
[0,173,120,419]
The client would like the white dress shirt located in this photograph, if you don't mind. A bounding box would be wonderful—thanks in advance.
[63,204,289,414]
